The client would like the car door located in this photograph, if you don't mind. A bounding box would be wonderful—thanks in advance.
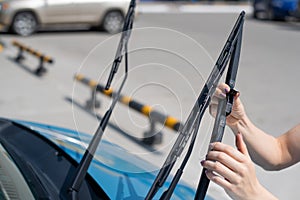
[40,0,80,24]
[72,0,106,24]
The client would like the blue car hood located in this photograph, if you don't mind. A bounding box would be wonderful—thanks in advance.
[15,120,213,200]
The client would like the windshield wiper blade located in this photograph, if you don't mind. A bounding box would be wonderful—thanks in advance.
[69,1,136,199]
[194,13,244,200]
[145,11,245,200]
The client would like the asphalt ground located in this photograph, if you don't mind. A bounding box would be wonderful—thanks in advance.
[1,11,300,199]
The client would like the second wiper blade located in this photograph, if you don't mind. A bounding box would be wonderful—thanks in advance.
[69,1,136,199]
[145,11,245,200]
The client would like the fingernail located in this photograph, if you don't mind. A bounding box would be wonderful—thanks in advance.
[234,94,240,101]
[200,160,205,165]
[225,88,230,93]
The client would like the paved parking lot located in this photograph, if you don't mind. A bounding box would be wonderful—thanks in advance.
[0,11,300,199]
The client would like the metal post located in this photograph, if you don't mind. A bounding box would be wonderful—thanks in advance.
[15,47,25,62]
[35,56,47,76]
[86,88,100,110]
[142,116,163,145]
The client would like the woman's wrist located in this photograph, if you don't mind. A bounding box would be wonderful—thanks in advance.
[255,183,278,200]
[229,114,252,135]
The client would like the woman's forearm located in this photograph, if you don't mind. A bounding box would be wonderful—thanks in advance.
[230,115,283,170]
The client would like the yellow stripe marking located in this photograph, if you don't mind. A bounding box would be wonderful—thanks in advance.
[75,74,84,81]
[165,116,179,128]
[121,96,131,105]
[11,41,53,63]
[73,74,182,131]
[89,80,98,88]
[28,48,35,54]
[44,56,52,62]
[141,105,152,116]
[103,88,113,96]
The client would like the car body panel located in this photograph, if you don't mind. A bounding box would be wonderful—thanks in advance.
[39,0,80,24]
[9,119,213,200]
[74,0,128,25]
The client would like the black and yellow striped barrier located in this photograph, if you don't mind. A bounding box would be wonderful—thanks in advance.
[12,40,54,76]
[75,74,183,144]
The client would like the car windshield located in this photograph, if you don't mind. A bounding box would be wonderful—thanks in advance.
[0,119,109,199]
[0,144,35,200]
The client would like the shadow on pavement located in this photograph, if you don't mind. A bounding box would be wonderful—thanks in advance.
[64,96,163,154]
[6,56,44,78]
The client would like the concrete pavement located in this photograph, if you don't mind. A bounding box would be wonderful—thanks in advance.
[0,12,300,199]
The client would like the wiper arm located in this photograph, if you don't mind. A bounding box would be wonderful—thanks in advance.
[69,0,136,199]
[145,11,245,200]
[105,0,135,90]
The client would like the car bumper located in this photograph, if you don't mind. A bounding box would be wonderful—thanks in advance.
[0,22,9,32]
[0,7,14,30]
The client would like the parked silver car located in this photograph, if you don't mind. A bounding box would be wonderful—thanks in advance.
[0,0,130,36]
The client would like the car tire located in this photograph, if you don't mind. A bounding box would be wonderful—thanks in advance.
[253,11,259,19]
[102,11,124,34]
[12,12,37,36]
[266,7,275,20]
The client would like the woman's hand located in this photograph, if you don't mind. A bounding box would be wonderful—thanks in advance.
[201,134,277,200]
[210,83,246,130]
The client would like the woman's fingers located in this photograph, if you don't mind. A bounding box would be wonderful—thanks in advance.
[201,135,268,200]
[211,83,241,104]
[209,142,245,162]
[205,150,241,173]
[201,159,238,184]
[236,133,249,157]
[211,87,227,103]
[218,83,231,94]
[210,86,228,117]
[205,170,231,190]
[202,139,251,184]
[209,104,218,117]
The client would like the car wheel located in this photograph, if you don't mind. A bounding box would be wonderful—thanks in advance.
[266,7,275,20]
[102,11,124,34]
[12,12,37,36]
[253,11,259,19]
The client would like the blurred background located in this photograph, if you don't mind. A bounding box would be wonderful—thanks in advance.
[0,0,300,199]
